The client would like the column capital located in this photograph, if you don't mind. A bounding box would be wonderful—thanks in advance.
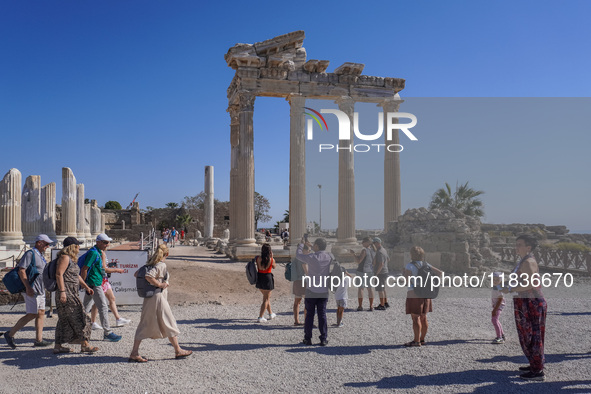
[379,95,404,112]
[335,96,355,115]
[286,93,305,107]
[227,104,240,119]
[238,91,255,111]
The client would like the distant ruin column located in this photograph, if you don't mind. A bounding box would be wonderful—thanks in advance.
[380,96,403,229]
[76,184,86,242]
[84,203,92,240]
[90,200,101,238]
[228,104,239,247]
[0,168,25,248]
[232,92,256,247]
[336,96,356,245]
[22,175,41,244]
[288,94,306,245]
[204,166,214,238]
[41,182,57,238]
[60,167,77,239]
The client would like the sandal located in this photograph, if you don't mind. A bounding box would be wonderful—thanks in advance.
[404,341,421,347]
[420,340,426,345]
[53,347,71,354]
[175,350,193,359]
[128,355,149,363]
[294,322,303,326]
[81,346,99,353]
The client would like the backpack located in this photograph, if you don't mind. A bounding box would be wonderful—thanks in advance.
[136,263,168,298]
[329,255,344,293]
[284,261,292,281]
[245,257,257,285]
[42,257,59,292]
[77,248,101,280]
[411,261,440,299]
[2,250,38,294]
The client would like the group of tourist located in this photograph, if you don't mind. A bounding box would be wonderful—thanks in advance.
[3,233,192,362]
[161,227,184,247]
[252,233,547,381]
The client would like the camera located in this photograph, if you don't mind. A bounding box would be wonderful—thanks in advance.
[303,233,309,242]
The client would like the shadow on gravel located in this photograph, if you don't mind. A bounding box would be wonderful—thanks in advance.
[286,344,399,356]
[1,349,118,369]
[477,352,591,365]
[184,342,296,352]
[177,318,302,331]
[548,311,591,316]
[343,370,591,392]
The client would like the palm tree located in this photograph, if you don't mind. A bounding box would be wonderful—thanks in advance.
[429,181,485,218]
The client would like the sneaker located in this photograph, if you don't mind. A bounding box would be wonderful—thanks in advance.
[356,306,363,311]
[375,305,386,311]
[502,334,506,341]
[268,313,276,320]
[103,332,122,342]
[115,318,131,327]
[519,366,532,371]
[368,307,374,312]
[338,322,344,328]
[34,339,52,347]
[520,371,545,381]
[91,322,103,331]
[384,302,390,308]
[257,317,267,323]
[492,337,505,344]
[4,332,16,349]
[319,339,329,346]
[302,338,312,346]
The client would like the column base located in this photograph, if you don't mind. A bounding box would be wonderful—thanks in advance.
[0,234,26,250]
[331,242,358,263]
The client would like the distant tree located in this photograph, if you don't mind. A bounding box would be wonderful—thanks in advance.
[182,192,206,210]
[176,213,192,229]
[429,181,485,218]
[105,201,122,210]
[84,198,90,204]
[254,192,272,229]
[145,206,155,211]
[165,202,179,209]
[282,210,289,223]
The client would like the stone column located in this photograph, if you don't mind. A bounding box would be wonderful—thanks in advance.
[227,104,239,248]
[41,182,57,238]
[76,184,86,242]
[288,94,306,245]
[22,175,41,244]
[0,168,25,248]
[204,166,214,239]
[90,199,101,238]
[60,167,77,239]
[84,203,92,240]
[232,92,256,247]
[336,96,356,245]
[380,96,403,229]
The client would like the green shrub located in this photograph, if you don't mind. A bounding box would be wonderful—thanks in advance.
[540,242,591,252]
[105,201,122,210]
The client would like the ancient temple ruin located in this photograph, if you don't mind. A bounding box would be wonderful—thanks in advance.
[225,31,405,259]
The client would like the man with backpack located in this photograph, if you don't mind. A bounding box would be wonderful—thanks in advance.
[372,237,390,311]
[296,237,332,346]
[80,233,122,342]
[3,234,54,349]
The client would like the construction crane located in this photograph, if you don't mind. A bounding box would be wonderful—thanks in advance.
[126,193,140,209]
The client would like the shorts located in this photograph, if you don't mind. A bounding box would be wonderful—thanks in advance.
[336,299,348,308]
[101,278,112,293]
[406,290,433,315]
[256,272,274,291]
[24,293,45,314]
[355,271,374,288]
[375,274,388,291]
[293,279,306,298]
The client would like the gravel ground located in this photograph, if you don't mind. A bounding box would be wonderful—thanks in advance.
[1,278,590,394]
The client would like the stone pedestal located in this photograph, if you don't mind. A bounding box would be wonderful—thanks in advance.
[204,166,214,239]
[76,184,86,242]
[380,97,403,229]
[336,96,357,246]
[288,94,306,249]
[0,168,25,248]
[41,182,57,238]
[22,175,41,244]
[60,167,77,240]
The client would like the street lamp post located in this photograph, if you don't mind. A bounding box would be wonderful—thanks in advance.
[317,184,322,234]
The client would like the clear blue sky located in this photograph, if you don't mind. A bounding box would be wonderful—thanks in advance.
[1,1,589,232]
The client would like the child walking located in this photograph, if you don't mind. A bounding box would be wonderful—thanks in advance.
[334,271,354,327]
[491,272,506,344]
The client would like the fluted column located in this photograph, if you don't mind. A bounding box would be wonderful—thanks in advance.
[380,96,404,229]
[60,167,77,239]
[22,175,41,244]
[90,199,101,238]
[0,168,25,248]
[233,92,256,246]
[41,182,57,238]
[288,94,306,245]
[204,166,214,238]
[84,203,92,240]
[76,184,86,241]
[336,96,356,245]
[228,104,239,246]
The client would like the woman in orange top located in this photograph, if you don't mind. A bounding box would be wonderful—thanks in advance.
[256,243,276,322]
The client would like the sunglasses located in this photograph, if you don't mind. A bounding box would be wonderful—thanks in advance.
[101,241,111,244]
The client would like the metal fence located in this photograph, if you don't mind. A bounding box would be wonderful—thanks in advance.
[498,247,591,274]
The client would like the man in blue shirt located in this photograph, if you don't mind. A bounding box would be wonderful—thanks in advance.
[296,237,332,346]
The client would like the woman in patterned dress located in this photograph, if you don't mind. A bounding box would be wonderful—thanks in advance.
[53,237,98,354]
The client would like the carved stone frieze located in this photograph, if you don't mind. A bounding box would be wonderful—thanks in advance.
[334,62,365,75]
[238,92,255,112]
